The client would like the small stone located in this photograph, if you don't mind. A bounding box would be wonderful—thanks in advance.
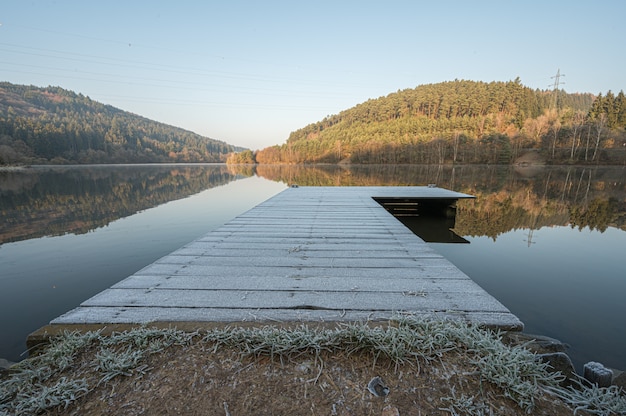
[0,358,16,369]
[295,361,313,374]
[0,358,17,381]
[503,332,568,354]
[367,376,390,397]
[382,405,400,416]
[583,361,613,388]
[538,352,577,386]
[612,370,626,391]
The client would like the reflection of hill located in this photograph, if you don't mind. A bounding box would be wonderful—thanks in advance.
[4,165,623,244]
[253,164,466,186]
[0,165,237,244]
[249,164,626,238]
[455,167,626,238]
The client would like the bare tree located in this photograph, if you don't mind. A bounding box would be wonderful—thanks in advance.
[523,112,550,146]
[591,113,607,161]
[584,123,592,161]
[570,111,586,161]
[451,130,460,163]
[432,138,446,164]
[546,109,561,159]
[335,140,342,161]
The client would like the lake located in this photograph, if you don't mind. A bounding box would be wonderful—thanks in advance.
[1,163,624,373]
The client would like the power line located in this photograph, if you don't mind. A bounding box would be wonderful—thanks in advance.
[549,69,565,109]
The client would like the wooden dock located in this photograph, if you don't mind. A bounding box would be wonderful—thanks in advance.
[49,186,523,330]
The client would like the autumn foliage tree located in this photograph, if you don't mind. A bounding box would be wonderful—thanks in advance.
[249,80,625,165]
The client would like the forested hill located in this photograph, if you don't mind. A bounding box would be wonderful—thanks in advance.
[0,83,239,165]
[250,79,626,165]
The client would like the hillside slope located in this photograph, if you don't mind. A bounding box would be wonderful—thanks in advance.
[0,83,238,164]
[252,79,625,165]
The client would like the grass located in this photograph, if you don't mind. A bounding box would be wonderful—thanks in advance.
[439,388,494,416]
[1,316,625,415]
[546,379,626,415]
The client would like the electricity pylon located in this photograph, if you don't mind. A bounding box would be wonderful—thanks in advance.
[550,69,565,109]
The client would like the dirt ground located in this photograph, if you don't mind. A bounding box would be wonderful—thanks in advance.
[43,341,575,416]
[513,149,546,166]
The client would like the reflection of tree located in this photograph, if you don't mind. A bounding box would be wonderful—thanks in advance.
[454,168,625,238]
[2,165,624,244]
[0,165,237,244]
[569,198,619,232]
[254,165,626,238]
[454,193,570,241]
[227,164,255,178]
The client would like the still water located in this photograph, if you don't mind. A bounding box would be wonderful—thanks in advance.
[1,164,624,372]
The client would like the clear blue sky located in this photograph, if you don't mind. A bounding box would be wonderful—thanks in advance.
[2,1,624,150]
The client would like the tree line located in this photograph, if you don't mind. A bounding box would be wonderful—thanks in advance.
[237,79,625,165]
[0,83,238,165]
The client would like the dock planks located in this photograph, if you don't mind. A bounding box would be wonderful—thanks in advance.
[50,186,523,330]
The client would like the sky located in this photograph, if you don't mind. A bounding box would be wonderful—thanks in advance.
[1,1,625,150]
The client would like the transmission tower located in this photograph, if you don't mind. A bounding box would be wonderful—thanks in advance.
[550,69,565,109]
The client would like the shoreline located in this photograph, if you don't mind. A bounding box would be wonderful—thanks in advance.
[2,320,625,415]
[20,321,626,382]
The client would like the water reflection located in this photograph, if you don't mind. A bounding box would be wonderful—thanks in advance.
[4,165,623,245]
[1,164,625,371]
[0,164,239,244]
[0,172,285,364]
[397,216,469,243]
[229,164,626,237]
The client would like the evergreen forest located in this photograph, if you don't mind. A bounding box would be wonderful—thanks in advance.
[242,79,626,165]
[0,83,238,165]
